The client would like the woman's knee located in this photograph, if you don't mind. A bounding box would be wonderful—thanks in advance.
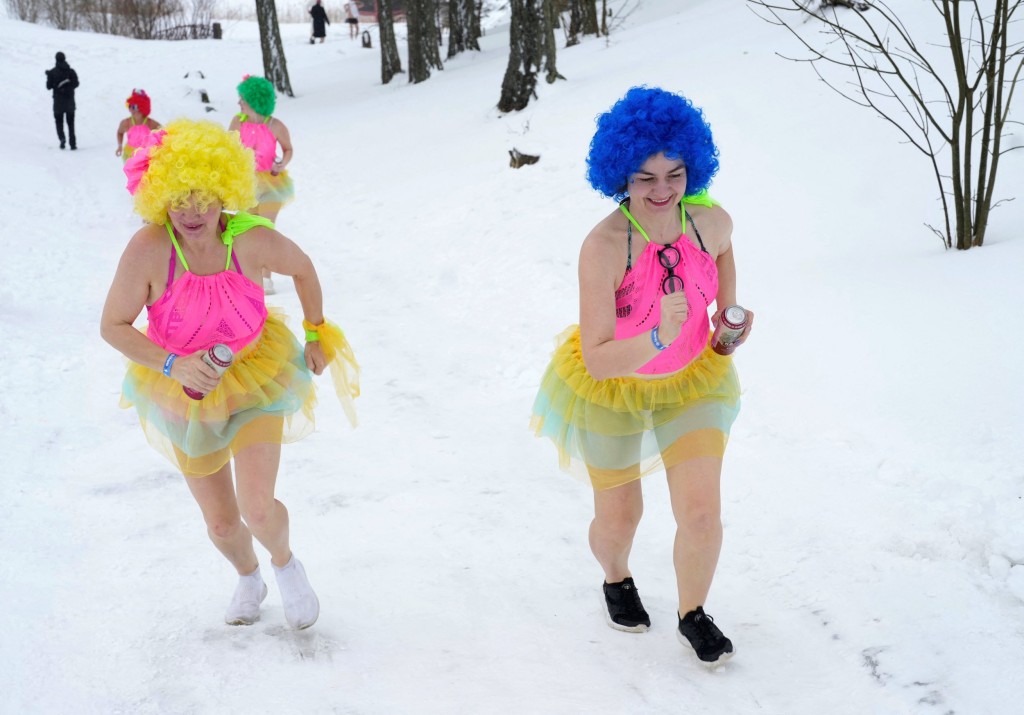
[206,513,244,541]
[676,507,722,542]
[595,501,643,538]
[239,496,282,531]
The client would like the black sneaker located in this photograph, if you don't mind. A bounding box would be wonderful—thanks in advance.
[677,606,734,666]
[602,577,650,632]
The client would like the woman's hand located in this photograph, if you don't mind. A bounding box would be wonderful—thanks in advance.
[115,146,122,157]
[304,342,326,375]
[712,306,755,346]
[657,292,690,345]
[171,351,222,394]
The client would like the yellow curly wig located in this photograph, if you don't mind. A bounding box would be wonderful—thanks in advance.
[133,119,257,225]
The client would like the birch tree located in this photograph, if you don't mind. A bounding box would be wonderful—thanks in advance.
[379,0,404,84]
[255,0,293,97]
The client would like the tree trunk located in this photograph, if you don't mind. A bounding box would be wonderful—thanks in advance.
[255,0,293,98]
[447,0,466,58]
[581,0,599,36]
[498,0,541,112]
[542,0,565,83]
[446,0,479,57]
[408,0,443,83]
[567,0,581,45]
[466,0,482,50]
[378,0,403,84]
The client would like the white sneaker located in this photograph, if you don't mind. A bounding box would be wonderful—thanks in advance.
[273,554,320,629]
[263,276,275,294]
[225,566,268,625]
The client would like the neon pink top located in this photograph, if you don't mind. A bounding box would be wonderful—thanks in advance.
[126,123,153,152]
[146,215,271,355]
[614,203,718,375]
[237,118,276,172]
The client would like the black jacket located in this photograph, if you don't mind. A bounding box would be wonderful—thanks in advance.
[46,60,79,113]
[310,4,330,36]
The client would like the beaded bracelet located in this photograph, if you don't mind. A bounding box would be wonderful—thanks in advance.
[162,353,179,376]
[302,319,322,343]
[650,326,668,351]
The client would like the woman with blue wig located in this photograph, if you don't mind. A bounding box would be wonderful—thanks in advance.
[531,87,753,666]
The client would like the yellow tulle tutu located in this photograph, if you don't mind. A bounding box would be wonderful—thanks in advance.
[530,326,740,490]
[255,169,295,207]
[121,309,358,478]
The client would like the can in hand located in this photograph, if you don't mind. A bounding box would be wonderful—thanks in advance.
[710,305,748,356]
[182,343,234,400]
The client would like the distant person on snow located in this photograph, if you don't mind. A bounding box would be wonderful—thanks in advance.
[115,89,162,161]
[345,0,360,39]
[45,51,79,150]
[101,118,359,631]
[530,87,754,667]
[309,0,330,44]
[228,75,295,294]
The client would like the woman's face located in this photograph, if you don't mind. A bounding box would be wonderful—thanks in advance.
[167,195,222,238]
[238,97,253,115]
[628,153,687,213]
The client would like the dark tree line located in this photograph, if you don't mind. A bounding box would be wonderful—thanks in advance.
[378,0,482,85]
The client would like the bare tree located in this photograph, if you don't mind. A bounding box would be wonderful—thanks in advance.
[542,0,566,83]
[467,0,482,49]
[43,0,79,29]
[749,0,1024,250]
[254,0,294,98]
[408,0,443,83]
[498,0,542,111]
[379,0,404,84]
[447,0,467,58]
[6,0,41,22]
[119,0,182,38]
[447,0,481,57]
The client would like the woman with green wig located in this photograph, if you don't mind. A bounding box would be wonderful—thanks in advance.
[229,75,296,293]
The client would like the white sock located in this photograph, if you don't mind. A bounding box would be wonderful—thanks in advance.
[273,554,320,630]
[225,566,268,626]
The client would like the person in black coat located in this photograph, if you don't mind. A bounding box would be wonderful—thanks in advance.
[45,51,79,150]
[309,1,330,44]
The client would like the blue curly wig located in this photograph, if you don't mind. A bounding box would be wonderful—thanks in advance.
[586,86,719,200]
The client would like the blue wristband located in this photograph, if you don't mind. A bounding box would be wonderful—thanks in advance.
[651,326,668,351]
[162,353,179,377]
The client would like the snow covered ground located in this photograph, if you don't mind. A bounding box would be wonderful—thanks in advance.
[1,1,1022,713]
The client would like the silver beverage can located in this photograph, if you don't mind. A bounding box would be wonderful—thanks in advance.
[711,305,748,356]
[183,343,234,400]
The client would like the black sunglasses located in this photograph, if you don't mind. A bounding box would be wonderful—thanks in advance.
[658,245,684,294]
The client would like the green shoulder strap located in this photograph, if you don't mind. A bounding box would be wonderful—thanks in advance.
[220,212,275,269]
[164,222,190,272]
[618,191,720,243]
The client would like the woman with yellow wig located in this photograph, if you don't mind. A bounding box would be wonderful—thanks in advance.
[101,119,358,630]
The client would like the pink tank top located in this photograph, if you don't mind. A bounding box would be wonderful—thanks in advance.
[237,119,277,172]
[146,217,269,355]
[125,123,152,151]
[614,209,719,375]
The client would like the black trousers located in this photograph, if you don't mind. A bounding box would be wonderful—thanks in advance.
[54,110,76,148]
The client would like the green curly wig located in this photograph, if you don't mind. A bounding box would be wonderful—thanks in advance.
[237,75,276,117]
